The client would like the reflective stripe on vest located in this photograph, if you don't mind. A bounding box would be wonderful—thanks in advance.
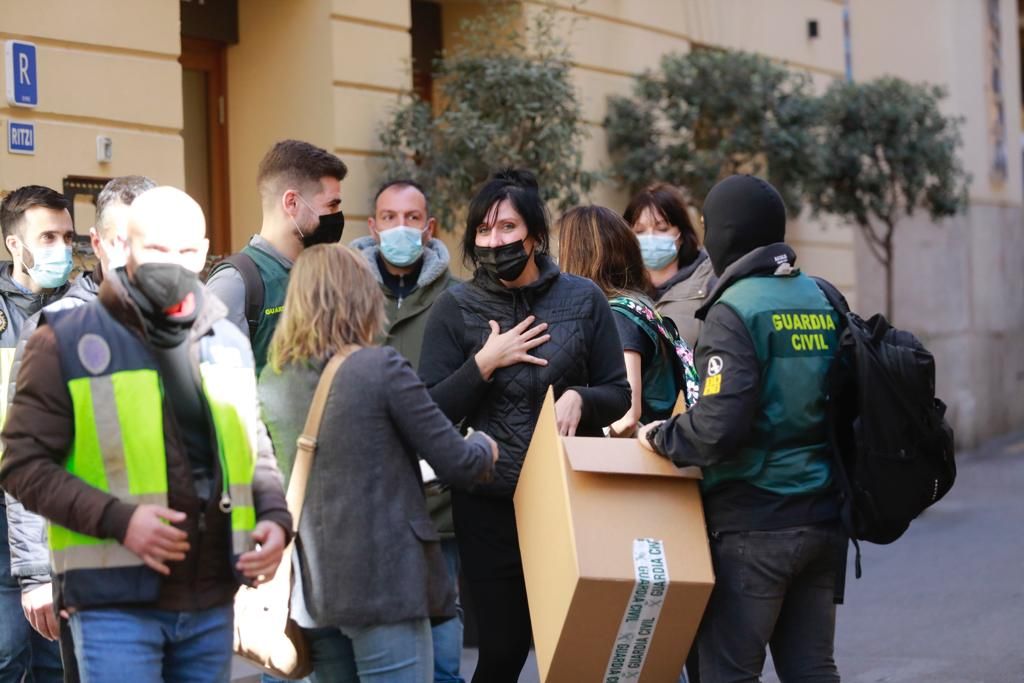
[0,346,17,438]
[50,369,167,574]
[199,359,257,557]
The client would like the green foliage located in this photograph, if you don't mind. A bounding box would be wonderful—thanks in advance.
[604,49,821,213]
[809,76,970,256]
[380,3,595,233]
[808,76,969,319]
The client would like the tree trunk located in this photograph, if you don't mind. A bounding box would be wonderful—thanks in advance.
[883,221,895,322]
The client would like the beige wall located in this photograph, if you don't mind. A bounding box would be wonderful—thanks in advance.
[0,0,184,236]
[527,0,857,302]
[223,0,410,252]
[849,0,1024,446]
[225,0,335,250]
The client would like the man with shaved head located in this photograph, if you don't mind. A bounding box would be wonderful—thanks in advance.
[0,186,292,681]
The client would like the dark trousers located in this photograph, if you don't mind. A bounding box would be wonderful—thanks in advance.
[463,576,531,683]
[452,492,532,683]
[698,523,843,683]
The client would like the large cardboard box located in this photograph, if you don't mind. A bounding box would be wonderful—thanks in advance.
[514,390,714,682]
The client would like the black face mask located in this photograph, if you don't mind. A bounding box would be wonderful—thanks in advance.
[132,263,198,311]
[476,239,532,282]
[302,210,345,248]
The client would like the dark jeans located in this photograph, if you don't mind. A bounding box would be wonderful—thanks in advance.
[0,508,63,683]
[698,522,843,683]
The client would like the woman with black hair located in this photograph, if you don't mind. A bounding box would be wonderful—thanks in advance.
[624,183,715,348]
[419,169,630,682]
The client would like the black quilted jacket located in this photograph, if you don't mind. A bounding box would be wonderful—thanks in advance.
[419,255,631,497]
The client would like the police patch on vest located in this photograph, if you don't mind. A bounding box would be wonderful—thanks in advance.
[77,334,111,375]
[0,309,7,334]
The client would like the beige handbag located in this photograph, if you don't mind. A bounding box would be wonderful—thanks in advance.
[233,349,354,680]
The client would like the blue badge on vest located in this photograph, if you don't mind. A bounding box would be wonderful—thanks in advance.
[77,334,111,375]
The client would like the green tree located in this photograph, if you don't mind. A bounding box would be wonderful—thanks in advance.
[810,77,970,320]
[380,3,594,233]
[604,49,821,213]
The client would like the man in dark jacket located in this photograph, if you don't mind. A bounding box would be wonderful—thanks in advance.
[0,187,292,681]
[0,185,75,683]
[354,179,463,682]
[639,175,843,683]
[5,175,155,682]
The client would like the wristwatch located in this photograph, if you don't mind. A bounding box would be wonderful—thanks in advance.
[645,423,660,452]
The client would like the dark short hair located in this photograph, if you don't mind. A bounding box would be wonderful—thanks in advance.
[557,205,653,299]
[374,179,430,216]
[623,183,700,267]
[462,168,548,265]
[95,175,157,238]
[257,140,348,200]
[0,185,71,239]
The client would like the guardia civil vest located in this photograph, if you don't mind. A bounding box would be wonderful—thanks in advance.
[704,272,838,495]
[46,300,259,606]
[242,244,289,373]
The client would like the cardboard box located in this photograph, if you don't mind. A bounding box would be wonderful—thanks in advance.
[514,390,714,682]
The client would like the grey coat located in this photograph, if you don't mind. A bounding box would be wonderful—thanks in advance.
[655,250,717,348]
[258,345,493,626]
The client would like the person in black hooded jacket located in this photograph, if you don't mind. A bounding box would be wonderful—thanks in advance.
[419,169,630,683]
[639,175,843,683]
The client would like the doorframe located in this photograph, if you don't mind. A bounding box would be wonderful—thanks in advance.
[179,36,231,256]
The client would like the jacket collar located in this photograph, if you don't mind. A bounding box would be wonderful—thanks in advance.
[696,243,798,320]
[99,267,227,341]
[351,235,452,291]
[0,261,72,318]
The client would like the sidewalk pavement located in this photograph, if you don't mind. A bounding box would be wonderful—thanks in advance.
[235,430,1024,682]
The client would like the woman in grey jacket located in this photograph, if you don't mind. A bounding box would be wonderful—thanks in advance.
[625,183,715,348]
[258,245,497,683]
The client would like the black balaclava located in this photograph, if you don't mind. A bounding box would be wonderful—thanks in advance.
[702,175,787,276]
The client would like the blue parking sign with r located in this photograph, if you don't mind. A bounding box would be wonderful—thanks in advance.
[6,41,38,107]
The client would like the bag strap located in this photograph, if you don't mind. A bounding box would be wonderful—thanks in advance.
[286,346,358,525]
[213,253,265,340]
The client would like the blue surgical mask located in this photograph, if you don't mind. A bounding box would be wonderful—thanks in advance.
[24,244,73,289]
[637,234,678,271]
[378,225,425,267]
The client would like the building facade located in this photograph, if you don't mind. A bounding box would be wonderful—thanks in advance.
[1,0,1020,445]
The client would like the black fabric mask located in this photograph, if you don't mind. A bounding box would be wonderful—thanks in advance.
[476,240,532,282]
[132,263,199,311]
[302,210,345,248]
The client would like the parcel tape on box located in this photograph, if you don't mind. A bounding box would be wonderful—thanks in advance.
[603,538,671,682]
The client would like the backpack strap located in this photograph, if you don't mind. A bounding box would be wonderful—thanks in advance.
[812,276,862,588]
[811,276,851,318]
[212,253,265,341]
[609,296,701,408]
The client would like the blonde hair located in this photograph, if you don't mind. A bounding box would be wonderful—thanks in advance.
[267,244,386,372]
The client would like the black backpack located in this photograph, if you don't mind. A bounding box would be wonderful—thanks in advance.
[207,253,264,340]
[814,279,956,575]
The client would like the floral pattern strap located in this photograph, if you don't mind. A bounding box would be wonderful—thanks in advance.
[609,296,701,408]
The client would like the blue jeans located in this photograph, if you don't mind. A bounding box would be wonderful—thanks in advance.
[69,605,233,683]
[698,523,843,683]
[0,506,63,683]
[432,538,464,683]
[307,618,432,683]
